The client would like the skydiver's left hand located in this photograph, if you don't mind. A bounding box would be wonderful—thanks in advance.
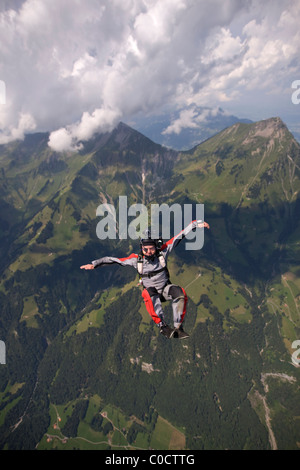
[197,221,210,229]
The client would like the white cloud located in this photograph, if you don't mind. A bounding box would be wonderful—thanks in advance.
[47,127,74,153]
[0,112,36,144]
[201,27,245,65]
[48,107,121,152]
[0,0,299,150]
[163,108,199,135]
[162,106,229,135]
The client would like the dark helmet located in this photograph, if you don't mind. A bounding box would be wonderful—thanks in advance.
[140,230,163,259]
[140,229,156,249]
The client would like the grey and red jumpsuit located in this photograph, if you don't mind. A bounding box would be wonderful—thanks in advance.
[91,221,199,328]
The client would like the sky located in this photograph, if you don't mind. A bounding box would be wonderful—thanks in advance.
[0,0,299,151]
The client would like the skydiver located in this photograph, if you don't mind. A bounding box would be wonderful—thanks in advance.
[80,220,210,339]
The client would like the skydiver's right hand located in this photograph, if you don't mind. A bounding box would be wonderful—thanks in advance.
[80,264,95,270]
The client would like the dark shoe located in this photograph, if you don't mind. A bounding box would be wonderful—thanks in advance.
[160,324,174,339]
[172,325,189,339]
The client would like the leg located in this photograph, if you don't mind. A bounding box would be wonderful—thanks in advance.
[142,288,164,325]
[162,284,189,339]
[142,288,174,338]
[163,284,188,328]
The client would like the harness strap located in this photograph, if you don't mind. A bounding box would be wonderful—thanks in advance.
[140,266,168,278]
[137,251,169,286]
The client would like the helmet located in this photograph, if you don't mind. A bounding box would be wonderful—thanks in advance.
[140,229,156,248]
[140,238,156,247]
[140,230,163,260]
[140,229,163,247]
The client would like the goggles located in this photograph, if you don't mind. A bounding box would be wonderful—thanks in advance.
[142,246,156,252]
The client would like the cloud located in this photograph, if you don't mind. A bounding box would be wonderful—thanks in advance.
[163,108,200,136]
[0,112,36,144]
[162,107,228,135]
[0,0,299,150]
[48,107,121,151]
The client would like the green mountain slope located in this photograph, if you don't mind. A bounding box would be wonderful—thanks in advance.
[0,118,299,450]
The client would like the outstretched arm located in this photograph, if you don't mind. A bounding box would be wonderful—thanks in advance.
[161,220,210,255]
[80,253,138,270]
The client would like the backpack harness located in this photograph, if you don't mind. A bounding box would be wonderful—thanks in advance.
[137,251,169,284]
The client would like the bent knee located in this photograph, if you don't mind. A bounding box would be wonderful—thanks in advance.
[168,285,185,300]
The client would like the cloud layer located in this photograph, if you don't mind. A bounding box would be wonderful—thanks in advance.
[0,0,299,150]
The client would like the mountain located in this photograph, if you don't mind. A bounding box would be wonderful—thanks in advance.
[0,118,300,450]
[131,106,252,150]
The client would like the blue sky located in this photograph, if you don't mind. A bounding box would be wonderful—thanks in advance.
[0,0,299,150]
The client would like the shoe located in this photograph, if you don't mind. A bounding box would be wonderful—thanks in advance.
[172,325,189,339]
[160,323,174,339]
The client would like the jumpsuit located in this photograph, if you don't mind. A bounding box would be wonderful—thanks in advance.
[91,221,199,328]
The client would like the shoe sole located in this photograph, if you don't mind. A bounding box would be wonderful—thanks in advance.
[160,327,175,339]
[171,329,189,339]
